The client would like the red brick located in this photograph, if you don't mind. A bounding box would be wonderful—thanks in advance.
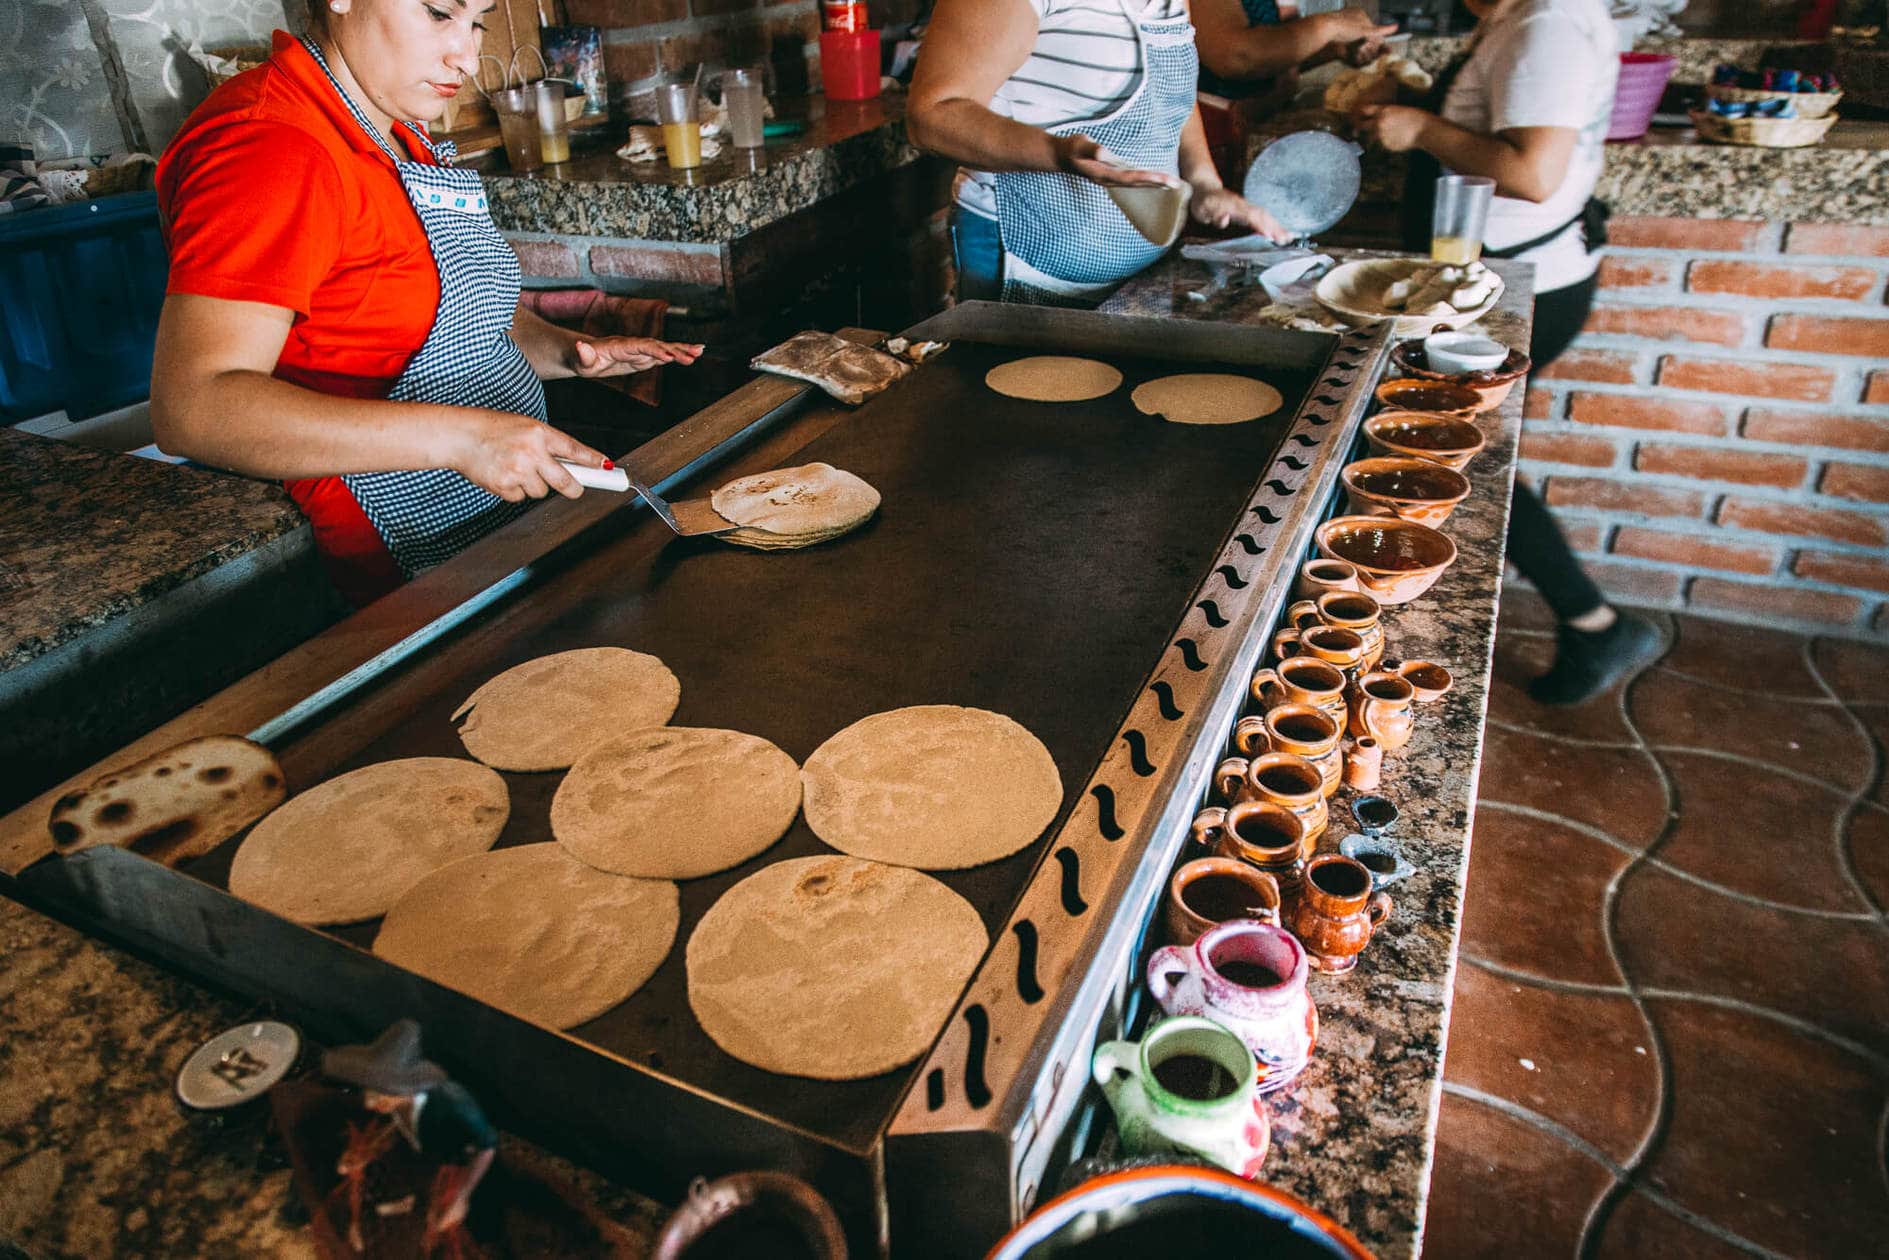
[1821,463,1889,503]
[1523,387,1555,420]
[1538,350,1640,385]
[1635,444,1808,488]
[505,237,580,279]
[1559,520,1606,552]
[1794,551,1889,594]
[1610,526,1777,575]
[1686,260,1879,301]
[1581,305,1748,347]
[1542,476,1703,518]
[1767,315,1889,359]
[1657,356,1835,403]
[1568,393,1728,435]
[1741,407,1889,452]
[566,0,688,25]
[1689,577,1862,626]
[1784,224,1889,258]
[1584,559,1686,603]
[1597,256,1675,290]
[1866,372,1889,406]
[1716,497,1889,548]
[1519,432,1617,467]
[588,243,723,287]
[1610,216,1768,252]
[603,40,661,84]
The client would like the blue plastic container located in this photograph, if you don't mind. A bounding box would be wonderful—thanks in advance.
[0,191,168,422]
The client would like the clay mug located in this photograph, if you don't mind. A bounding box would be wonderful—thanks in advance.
[1092,1015,1270,1178]
[1288,855,1393,975]
[1213,758,1250,805]
[1146,920,1318,1093]
[1189,805,1227,849]
[1213,800,1307,896]
[1250,656,1349,732]
[1294,557,1360,602]
[1167,857,1282,946]
[1284,592,1385,672]
[1275,624,1370,680]
[1342,736,1383,791]
[1384,657,1454,703]
[1231,715,1271,759]
[1241,752,1327,852]
[1241,702,1344,799]
[1347,670,1417,754]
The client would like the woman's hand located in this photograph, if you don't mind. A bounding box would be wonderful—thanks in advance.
[570,336,705,378]
[449,408,611,503]
[1190,187,1294,242]
[1316,8,1398,64]
[1356,104,1433,153]
[1052,134,1176,188]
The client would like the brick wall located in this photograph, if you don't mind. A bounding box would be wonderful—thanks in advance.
[1519,217,1889,640]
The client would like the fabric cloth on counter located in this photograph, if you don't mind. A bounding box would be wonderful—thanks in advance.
[519,289,669,407]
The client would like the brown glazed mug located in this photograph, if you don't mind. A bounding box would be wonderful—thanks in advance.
[1294,557,1360,602]
[1166,857,1282,945]
[1190,805,1227,848]
[1284,591,1385,672]
[1384,657,1454,703]
[1347,670,1417,754]
[1241,752,1328,852]
[1214,799,1308,896]
[1251,656,1349,731]
[1213,757,1250,805]
[1289,854,1393,975]
[1238,702,1343,799]
[1274,624,1370,679]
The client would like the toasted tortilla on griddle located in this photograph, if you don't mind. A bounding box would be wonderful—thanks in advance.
[452,647,680,772]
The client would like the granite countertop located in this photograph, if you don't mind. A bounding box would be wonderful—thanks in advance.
[479,94,924,244]
[0,429,308,674]
[1101,252,1531,1259]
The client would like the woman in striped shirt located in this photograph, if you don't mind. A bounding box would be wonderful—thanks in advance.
[909,0,1291,306]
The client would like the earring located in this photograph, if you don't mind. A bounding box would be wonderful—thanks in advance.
[329,1,343,9]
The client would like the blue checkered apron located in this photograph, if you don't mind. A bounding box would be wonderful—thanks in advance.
[301,38,544,576]
[992,0,1199,306]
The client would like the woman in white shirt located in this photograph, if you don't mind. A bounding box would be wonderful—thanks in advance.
[1358,0,1659,706]
[909,0,1289,306]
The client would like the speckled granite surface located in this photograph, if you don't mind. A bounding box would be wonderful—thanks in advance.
[480,95,924,244]
[0,895,667,1259]
[0,429,309,674]
[1103,253,1532,1259]
[1402,34,1807,83]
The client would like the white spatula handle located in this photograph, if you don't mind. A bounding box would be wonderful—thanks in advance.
[559,460,630,492]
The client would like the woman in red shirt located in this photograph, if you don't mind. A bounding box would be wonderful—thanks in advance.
[152,0,702,606]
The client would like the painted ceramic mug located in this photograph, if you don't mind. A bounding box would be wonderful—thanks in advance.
[1288,854,1393,976]
[1239,703,1344,799]
[1284,591,1385,672]
[1347,670,1417,754]
[1167,857,1281,946]
[1250,656,1349,732]
[1213,800,1307,896]
[1092,1016,1270,1179]
[1293,557,1360,602]
[1273,624,1370,680]
[1240,752,1328,853]
[1146,921,1318,1094]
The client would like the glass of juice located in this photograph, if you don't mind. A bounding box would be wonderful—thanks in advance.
[493,85,544,172]
[721,67,767,150]
[1431,175,1495,264]
[655,82,703,170]
[534,79,572,165]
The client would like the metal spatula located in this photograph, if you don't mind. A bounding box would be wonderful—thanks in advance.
[559,460,737,536]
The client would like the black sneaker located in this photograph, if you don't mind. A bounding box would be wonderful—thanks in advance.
[1528,612,1664,707]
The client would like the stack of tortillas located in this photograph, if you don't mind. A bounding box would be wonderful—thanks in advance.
[452,647,680,771]
[228,758,509,925]
[801,705,1063,870]
[552,727,802,879]
[710,462,880,551]
[374,843,678,1029]
[687,855,987,1079]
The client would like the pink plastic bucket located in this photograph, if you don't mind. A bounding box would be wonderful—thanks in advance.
[1609,53,1676,141]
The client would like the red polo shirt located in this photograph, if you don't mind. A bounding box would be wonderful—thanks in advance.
[157,31,444,606]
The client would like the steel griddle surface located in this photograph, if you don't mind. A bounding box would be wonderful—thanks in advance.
[218,341,1315,1153]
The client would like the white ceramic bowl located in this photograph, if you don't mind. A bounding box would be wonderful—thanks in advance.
[1422,331,1510,375]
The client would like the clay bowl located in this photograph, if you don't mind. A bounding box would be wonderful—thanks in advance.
[1389,337,1531,412]
[1372,377,1483,416]
[1315,515,1457,606]
[1341,457,1472,527]
[1362,410,1487,471]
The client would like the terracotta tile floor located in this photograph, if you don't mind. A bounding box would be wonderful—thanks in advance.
[1425,591,1889,1259]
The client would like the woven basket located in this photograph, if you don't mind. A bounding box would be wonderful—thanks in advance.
[1692,109,1837,148]
[1706,83,1844,119]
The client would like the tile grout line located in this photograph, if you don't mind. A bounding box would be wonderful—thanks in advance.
[1801,635,1889,930]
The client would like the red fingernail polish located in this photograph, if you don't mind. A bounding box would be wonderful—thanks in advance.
[603,459,614,470]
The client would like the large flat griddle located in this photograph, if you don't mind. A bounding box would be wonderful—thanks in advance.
[8,305,1390,1255]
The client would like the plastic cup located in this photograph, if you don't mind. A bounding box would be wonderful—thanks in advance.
[534,79,571,165]
[655,82,703,169]
[1432,175,1494,264]
[493,85,544,172]
[722,67,766,149]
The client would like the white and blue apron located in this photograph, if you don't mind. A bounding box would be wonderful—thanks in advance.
[302,37,545,576]
[992,0,1199,306]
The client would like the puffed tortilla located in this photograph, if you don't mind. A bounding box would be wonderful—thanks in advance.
[452,647,681,772]
[1131,374,1283,425]
[552,727,802,879]
[801,705,1063,870]
[710,463,881,551]
[228,758,508,925]
[687,856,988,1079]
[374,843,679,1030]
[985,356,1124,403]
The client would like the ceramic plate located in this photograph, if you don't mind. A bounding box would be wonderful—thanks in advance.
[1313,259,1504,337]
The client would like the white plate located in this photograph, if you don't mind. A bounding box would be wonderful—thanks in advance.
[1314,258,1504,337]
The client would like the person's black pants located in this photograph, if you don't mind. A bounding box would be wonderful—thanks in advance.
[1509,273,1605,622]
